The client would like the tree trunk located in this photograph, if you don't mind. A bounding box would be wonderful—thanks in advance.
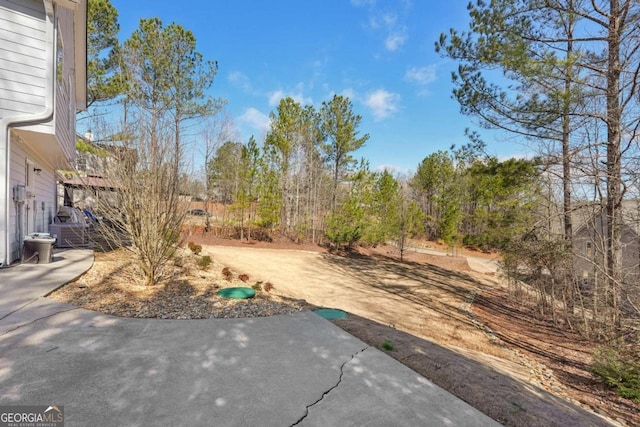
[605,0,623,331]
[562,5,575,315]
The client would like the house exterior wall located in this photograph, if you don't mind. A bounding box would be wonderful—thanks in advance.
[7,132,57,260]
[1,0,86,265]
[573,214,640,286]
[53,5,76,161]
[16,2,77,163]
[59,142,125,211]
[0,0,48,119]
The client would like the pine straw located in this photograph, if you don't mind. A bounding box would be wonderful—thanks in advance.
[49,247,311,319]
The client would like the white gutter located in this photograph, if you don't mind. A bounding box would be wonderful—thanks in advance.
[0,1,56,266]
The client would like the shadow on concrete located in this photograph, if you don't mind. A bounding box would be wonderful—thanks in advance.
[0,308,498,426]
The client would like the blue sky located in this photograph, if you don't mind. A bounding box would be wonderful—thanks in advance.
[108,0,531,173]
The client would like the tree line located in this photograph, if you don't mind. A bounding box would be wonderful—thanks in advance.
[206,112,541,256]
[83,0,542,280]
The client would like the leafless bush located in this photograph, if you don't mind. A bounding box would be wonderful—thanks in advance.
[81,117,187,286]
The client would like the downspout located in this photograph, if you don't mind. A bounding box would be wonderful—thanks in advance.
[0,0,56,266]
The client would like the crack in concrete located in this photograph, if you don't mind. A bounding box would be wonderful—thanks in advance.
[290,346,369,426]
[0,306,80,336]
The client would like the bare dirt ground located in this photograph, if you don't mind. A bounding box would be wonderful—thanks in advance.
[51,229,638,426]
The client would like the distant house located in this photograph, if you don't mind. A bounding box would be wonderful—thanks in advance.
[58,133,123,210]
[0,0,87,265]
[573,201,640,286]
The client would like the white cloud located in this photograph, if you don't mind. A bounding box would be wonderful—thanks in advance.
[375,164,399,173]
[268,90,286,106]
[340,87,357,100]
[352,0,410,52]
[239,107,271,134]
[405,65,437,85]
[367,15,380,30]
[267,86,312,107]
[374,164,412,176]
[227,71,252,92]
[364,89,400,121]
[382,13,397,26]
[385,30,407,51]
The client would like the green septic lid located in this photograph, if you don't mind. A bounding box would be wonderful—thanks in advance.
[314,308,348,319]
[216,287,256,299]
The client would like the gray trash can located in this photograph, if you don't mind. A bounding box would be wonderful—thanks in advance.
[22,233,56,264]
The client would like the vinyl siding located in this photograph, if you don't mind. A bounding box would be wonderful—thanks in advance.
[0,0,47,118]
[1,0,83,264]
[15,3,78,162]
[8,133,58,261]
[54,5,76,161]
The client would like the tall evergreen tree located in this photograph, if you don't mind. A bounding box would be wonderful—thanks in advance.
[264,97,305,234]
[87,0,122,107]
[320,95,369,210]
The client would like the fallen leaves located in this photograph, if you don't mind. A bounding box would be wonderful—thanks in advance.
[49,247,309,319]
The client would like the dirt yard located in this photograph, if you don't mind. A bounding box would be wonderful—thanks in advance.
[51,232,638,426]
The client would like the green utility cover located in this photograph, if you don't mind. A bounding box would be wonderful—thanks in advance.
[314,308,348,319]
[216,287,256,299]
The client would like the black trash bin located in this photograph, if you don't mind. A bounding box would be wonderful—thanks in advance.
[22,233,56,264]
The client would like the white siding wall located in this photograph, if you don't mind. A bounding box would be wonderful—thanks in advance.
[0,0,47,119]
[54,5,76,161]
[15,4,78,162]
[8,133,57,261]
[1,0,82,263]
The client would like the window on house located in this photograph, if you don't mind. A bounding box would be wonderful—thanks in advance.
[586,242,592,257]
[581,270,590,288]
[25,159,34,193]
[77,156,86,172]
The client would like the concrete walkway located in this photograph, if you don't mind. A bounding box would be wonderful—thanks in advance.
[0,250,501,426]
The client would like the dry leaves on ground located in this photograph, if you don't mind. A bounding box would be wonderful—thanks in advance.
[49,247,311,319]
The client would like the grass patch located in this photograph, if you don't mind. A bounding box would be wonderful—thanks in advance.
[196,255,212,270]
[382,339,394,351]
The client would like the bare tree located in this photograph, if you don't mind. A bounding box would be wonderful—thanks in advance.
[85,113,185,286]
[200,111,236,232]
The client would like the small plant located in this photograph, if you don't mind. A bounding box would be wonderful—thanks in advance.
[382,339,394,351]
[197,255,212,270]
[263,282,274,292]
[239,273,250,282]
[252,282,262,291]
[173,255,184,268]
[188,241,202,255]
[222,267,232,281]
[592,345,640,402]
